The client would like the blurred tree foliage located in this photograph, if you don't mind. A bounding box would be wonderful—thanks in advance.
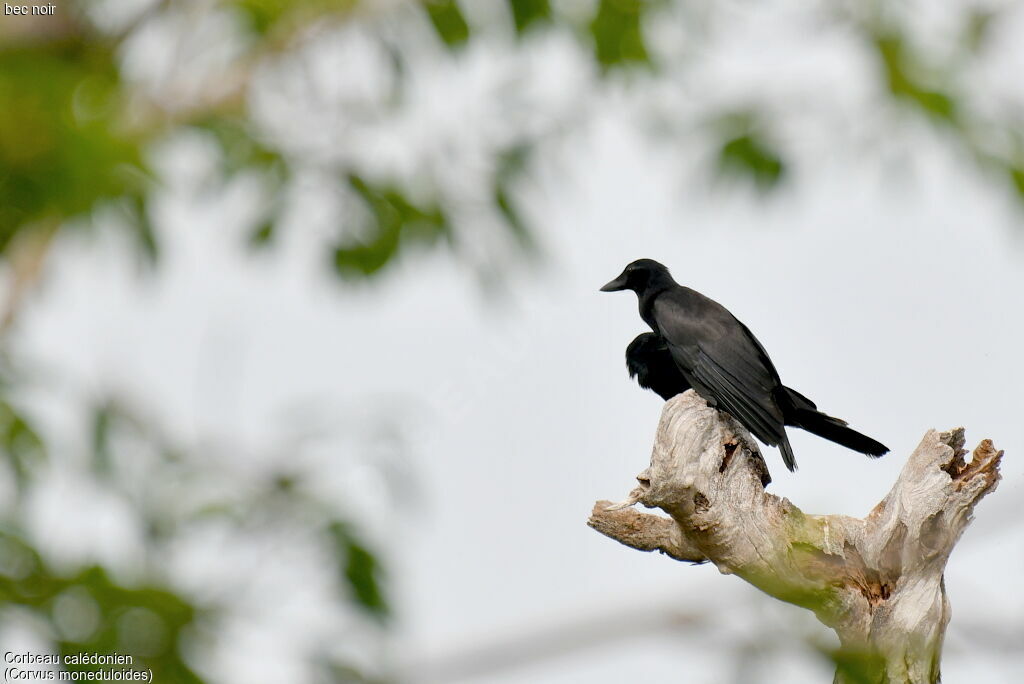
[1,1,1023,681]
[2,376,392,681]
[2,1,1022,294]
[0,536,204,683]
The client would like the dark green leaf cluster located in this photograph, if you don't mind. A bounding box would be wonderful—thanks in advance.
[0,38,146,253]
[334,174,451,279]
[718,132,785,192]
[330,523,389,620]
[426,0,471,49]
[590,0,651,70]
[0,533,203,682]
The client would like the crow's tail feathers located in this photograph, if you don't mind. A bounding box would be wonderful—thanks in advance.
[779,387,889,458]
[795,412,889,457]
[778,432,797,472]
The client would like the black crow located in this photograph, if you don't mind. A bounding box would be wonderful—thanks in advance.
[604,260,888,471]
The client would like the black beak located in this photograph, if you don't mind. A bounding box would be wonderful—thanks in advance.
[600,270,629,292]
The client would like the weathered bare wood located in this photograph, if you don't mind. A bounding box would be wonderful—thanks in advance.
[589,390,1001,684]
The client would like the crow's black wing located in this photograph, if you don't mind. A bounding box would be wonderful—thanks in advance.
[653,289,787,450]
[626,333,691,401]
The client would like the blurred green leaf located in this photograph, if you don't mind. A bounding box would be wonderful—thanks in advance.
[590,0,650,70]
[122,193,160,265]
[233,0,357,36]
[508,0,551,35]
[718,133,785,190]
[249,217,276,249]
[234,0,294,34]
[329,523,388,620]
[962,9,996,54]
[497,143,529,180]
[0,399,45,488]
[193,117,284,178]
[425,0,471,49]
[1007,163,1024,197]
[0,39,146,255]
[194,117,287,254]
[494,145,536,251]
[333,174,450,279]
[90,401,114,477]
[495,186,533,249]
[714,112,786,191]
[873,33,958,124]
[321,660,392,684]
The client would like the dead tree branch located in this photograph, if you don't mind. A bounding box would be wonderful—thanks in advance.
[589,390,1001,684]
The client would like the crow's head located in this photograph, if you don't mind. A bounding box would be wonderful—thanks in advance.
[600,258,672,295]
